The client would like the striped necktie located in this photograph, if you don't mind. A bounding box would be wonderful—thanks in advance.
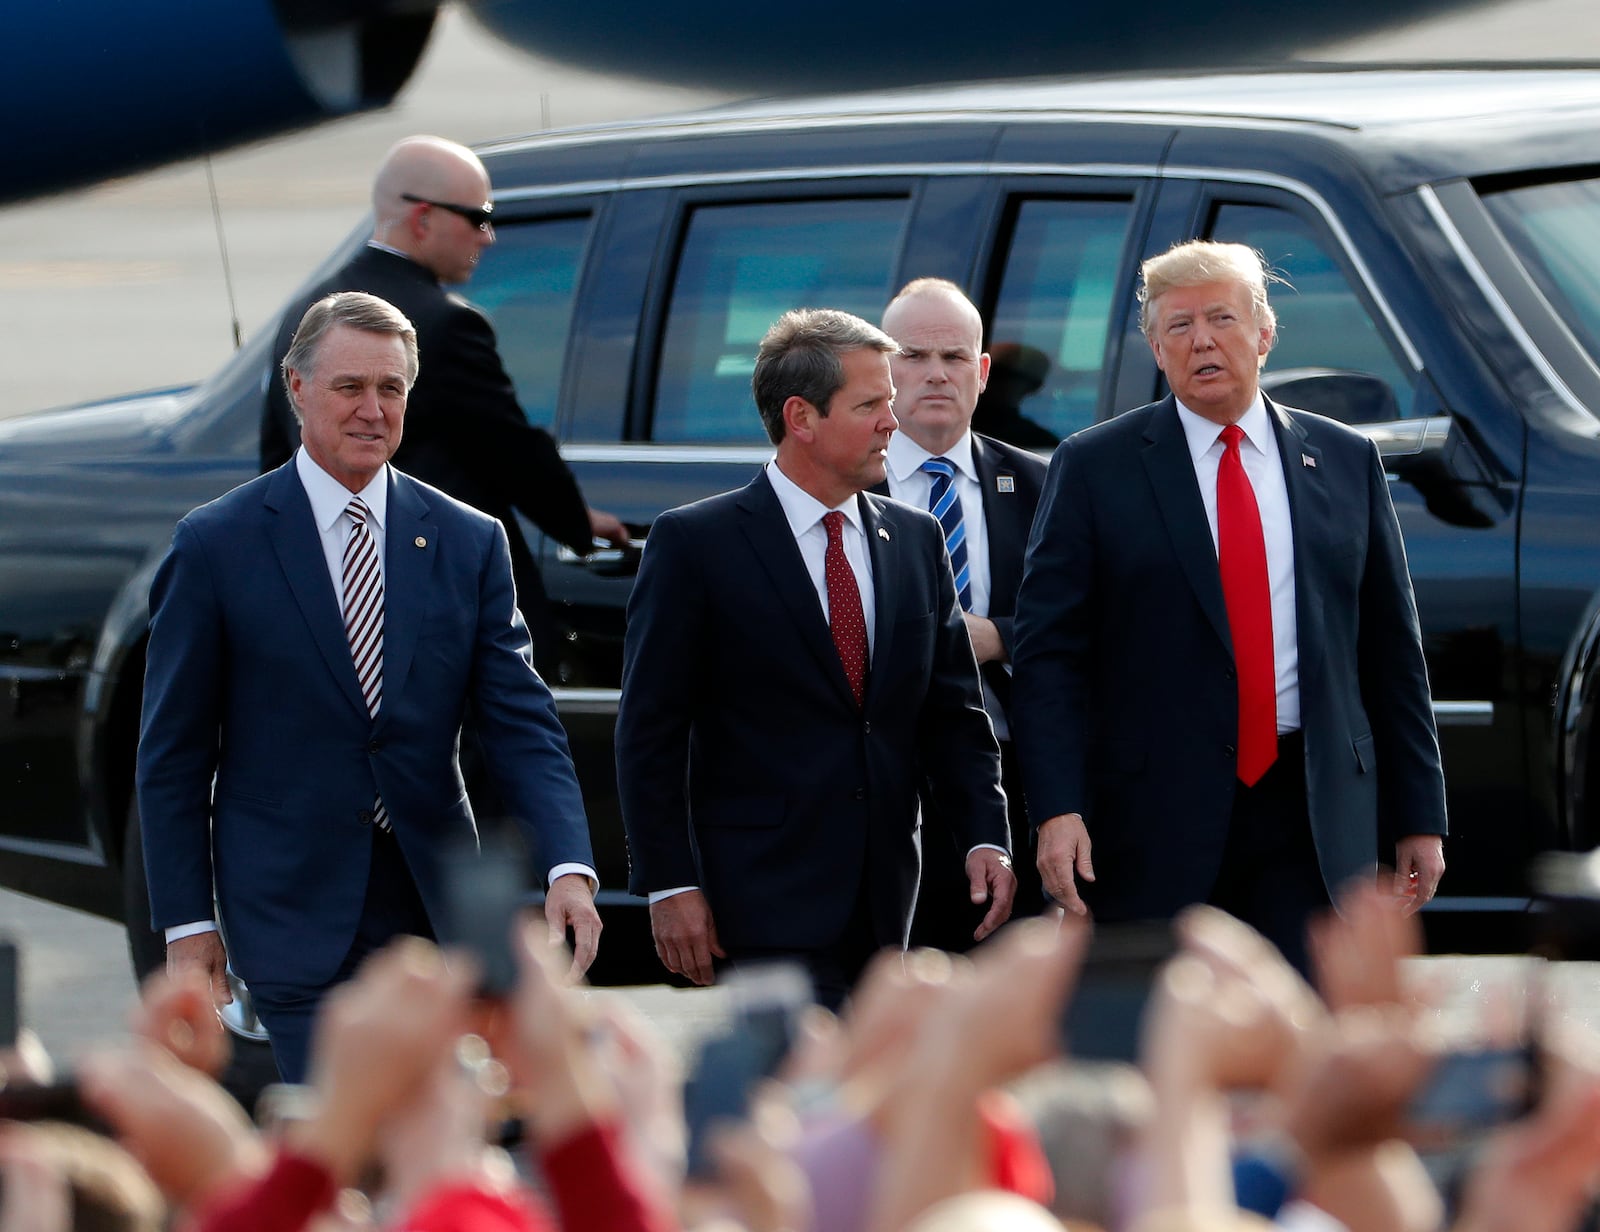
[342,498,390,830]
[921,457,971,611]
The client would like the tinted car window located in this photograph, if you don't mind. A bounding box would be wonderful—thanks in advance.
[1481,175,1600,375]
[468,215,591,429]
[1210,203,1414,422]
[979,196,1137,446]
[652,198,909,443]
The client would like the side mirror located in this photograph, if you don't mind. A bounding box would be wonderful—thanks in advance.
[1260,367,1400,425]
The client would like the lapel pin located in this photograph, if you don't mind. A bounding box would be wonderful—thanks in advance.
[996,475,1016,494]
[415,536,427,547]
[1301,454,1317,469]
[878,527,890,541]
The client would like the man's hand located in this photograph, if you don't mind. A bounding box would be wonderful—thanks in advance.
[965,849,1018,942]
[587,507,630,548]
[165,932,231,1009]
[543,873,602,978]
[649,890,724,987]
[961,613,1005,665]
[1392,835,1445,915]
[1035,813,1094,916]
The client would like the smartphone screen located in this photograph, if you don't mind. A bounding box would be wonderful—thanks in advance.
[0,941,19,1050]
[1059,922,1174,1064]
[436,842,525,997]
[1404,1045,1536,1152]
[683,962,812,1178]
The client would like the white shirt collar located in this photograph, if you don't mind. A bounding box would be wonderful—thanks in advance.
[295,448,389,534]
[765,460,865,538]
[886,428,977,485]
[1175,391,1272,467]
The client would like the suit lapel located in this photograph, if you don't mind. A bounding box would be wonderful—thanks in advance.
[376,472,437,733]
[265,466,371,720]
[1141,399,1232,653]
[736,473,859,709]
[861,494,897,705]
[1268,395,1329,711]
[972,434,1026,616]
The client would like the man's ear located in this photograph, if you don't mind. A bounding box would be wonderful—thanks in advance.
[783,395,818,442]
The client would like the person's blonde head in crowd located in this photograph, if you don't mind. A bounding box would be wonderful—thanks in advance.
[904,1189,1068,1231]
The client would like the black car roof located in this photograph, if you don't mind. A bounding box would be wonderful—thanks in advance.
[479,64,1600,194]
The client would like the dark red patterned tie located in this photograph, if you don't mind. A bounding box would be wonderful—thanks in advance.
[1217,425,1277,786]
[822,511,867,708]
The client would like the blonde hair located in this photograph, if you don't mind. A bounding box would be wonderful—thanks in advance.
[1138,241,1279,342]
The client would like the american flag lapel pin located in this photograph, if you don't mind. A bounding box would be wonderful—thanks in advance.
[878,527,890,541]
[997,475,1016,493]
[1302,453,1317,469]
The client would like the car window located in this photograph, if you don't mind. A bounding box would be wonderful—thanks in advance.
[1209,203,1415,422]
[468,214,592,429]
[1480,174,1600,376]
[978,196,1137,447]
[652,198,909,443]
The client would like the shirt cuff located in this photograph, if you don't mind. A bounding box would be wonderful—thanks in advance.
[647,886,699,904]
[547,863,598,893]
[165,920,219,944]
[965,843,1011,859]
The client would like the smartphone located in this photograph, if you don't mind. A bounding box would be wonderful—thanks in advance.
[683,962,813,1178]
[436,840,527,997]
[1059,922,1175,1064]
[0,942,18,1050]
[1404,1044,1538,1151]
[0,1078,107,1133]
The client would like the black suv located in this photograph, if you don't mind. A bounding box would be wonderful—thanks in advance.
[5,65,1600,981]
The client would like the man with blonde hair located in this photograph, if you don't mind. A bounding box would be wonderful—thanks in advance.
[1013,239,1446,970]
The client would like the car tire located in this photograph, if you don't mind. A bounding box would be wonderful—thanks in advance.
[121,799,280,1112]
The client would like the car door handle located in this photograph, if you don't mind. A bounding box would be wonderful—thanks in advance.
[556,537,646,575]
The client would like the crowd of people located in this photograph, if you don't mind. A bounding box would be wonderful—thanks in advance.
[2,886,1599,1231]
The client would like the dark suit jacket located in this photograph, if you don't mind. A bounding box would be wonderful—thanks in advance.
[615,469,1009,952]
[874,431,1048,719]
[259,246,591,661]
[137,463,594,988]
[1012,395,1447,921]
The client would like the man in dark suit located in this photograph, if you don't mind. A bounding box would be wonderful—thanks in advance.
[141,292,601,1081]
[616,308,1015,1009]
[874,279,1049,949]
[1012,240,1447,972]
[259,135,625,670]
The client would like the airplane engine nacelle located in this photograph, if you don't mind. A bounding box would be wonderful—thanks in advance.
[7,1,438,205]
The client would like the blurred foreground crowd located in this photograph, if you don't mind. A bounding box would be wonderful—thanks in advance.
[1,884,1597,1232]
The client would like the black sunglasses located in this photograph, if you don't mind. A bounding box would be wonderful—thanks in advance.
[401,193,494,230]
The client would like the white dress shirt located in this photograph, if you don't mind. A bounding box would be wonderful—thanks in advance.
[169,450,593,943]
[1175,394,1302,733]
[884,429,1010,738]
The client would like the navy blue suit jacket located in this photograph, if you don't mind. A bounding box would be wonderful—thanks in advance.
[137,463,593,987]
[1012,395,1446,921]
[615,469,1009,953]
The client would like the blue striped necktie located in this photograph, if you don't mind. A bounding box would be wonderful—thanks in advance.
[921,457,971,612]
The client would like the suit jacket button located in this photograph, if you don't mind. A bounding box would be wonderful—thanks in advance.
[863,721,872,734]
[853,788,866,801]
[368,740,381,754]
[358,810,374,826]
[1224,743,1237,758]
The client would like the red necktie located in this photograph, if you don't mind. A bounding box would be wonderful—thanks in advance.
[1217,424,1277,786]
[822,511,867,708]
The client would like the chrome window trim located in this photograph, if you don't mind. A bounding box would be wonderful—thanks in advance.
[499,161,1421,373]
[550,687,623,715]
[561,444,773,465]
[1433,700,1495,726]
[1416,183,1591,423]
